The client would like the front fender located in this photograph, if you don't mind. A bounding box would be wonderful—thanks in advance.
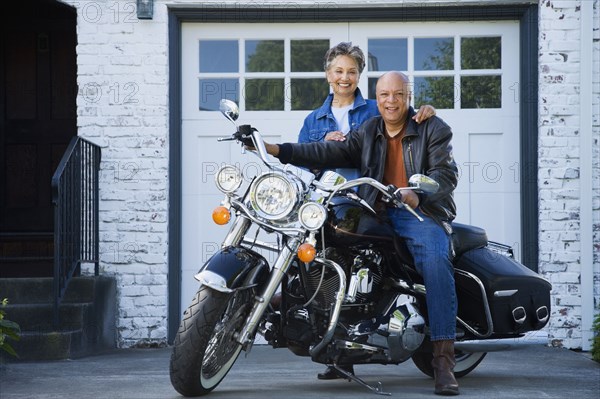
[194,246,270,293]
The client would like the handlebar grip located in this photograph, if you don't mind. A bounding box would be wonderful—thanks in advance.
[237,124,256,147]
[385,185,404,206]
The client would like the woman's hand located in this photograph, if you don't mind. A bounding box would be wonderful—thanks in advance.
[412,104,436,123]
[324,130,346,141]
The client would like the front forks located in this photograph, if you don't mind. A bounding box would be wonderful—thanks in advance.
[236,237,300,347]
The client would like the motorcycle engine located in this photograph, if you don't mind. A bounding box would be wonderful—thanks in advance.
[312,248,384,308]
[282,248,425,362]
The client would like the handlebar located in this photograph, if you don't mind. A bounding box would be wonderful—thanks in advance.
[218,126,423,222]
[315,177,423,222]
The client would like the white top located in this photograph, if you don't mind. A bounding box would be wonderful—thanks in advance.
[331,104,352,135]
[331,103,359,181]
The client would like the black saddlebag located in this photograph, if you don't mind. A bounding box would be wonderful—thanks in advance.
[455,245,552,335]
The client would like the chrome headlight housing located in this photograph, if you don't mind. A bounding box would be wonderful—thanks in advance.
[298,202,327,231]
[249,172,301,220]
[215,165,243,193]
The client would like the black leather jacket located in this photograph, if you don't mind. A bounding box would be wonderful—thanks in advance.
[277,107,459,228]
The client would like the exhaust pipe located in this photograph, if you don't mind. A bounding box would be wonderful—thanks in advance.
[455,331,548,353]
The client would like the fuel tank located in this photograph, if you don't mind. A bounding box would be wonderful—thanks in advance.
[324,196,395,247]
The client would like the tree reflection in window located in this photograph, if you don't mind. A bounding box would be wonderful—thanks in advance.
[461,37,501,108]
[242,39,330,110]
[414,76,454,109]
[291,40,329,72]
[413,36,502,109]
[415,38,454,71]
[291,79,329,110]
[414,38,454,109]
[246,40,284,72]
[291,40,330,109]
[461,76,501,108]
[245,79,284,111]
[461,37,501,69]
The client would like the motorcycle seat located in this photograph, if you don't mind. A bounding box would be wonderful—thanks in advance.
[451,223,488,257]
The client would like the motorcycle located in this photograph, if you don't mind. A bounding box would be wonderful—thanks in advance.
[169,99,552,396]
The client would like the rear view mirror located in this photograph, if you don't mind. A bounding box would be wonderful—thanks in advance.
[408,174,439,194]
[219,99,239,125]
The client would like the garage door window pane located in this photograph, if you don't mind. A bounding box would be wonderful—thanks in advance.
[199,40,238,73]
[415,38,454,70]
[291,40,329,72]
[246,40,284,72]
[245,79,284,110]
[414,76,454,109]
[199,78,239,111]
[368,38,407,71]
[291,79,329,110]
[368,78,377,100]
[461,37,501,69]
[461,75,501,108]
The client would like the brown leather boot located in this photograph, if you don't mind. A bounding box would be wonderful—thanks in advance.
[431,340,460,395]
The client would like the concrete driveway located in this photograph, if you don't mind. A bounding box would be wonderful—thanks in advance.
[1,343,598,399]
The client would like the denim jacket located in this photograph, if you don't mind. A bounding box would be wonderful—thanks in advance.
[297,89,379,180]
[297,88,379,144]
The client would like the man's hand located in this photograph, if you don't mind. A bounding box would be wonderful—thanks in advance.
[238,125,256,147]
[412,104,436,123]
[324,131,346,141]
[400,189,420,209]
[265,142,280,156]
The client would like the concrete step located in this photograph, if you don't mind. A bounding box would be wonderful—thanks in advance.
[4,329,104,361]
[0,276,117,361]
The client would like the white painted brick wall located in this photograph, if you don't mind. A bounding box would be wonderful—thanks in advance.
[539,0,600,350]
[62,0,170,347]
[61,0,599,349]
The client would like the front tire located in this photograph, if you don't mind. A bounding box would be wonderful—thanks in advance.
[170,286,254,396]
[412,350,486,378]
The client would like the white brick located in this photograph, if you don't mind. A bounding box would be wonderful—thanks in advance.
[550,272,580,284]
[551,1,580,9]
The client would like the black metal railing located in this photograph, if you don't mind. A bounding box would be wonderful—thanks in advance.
[51,136,101,328]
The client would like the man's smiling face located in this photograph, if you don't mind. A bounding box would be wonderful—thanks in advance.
[376,72,412,127]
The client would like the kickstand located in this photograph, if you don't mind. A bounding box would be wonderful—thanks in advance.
[331,365,391,396]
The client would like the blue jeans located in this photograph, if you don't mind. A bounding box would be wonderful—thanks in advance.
[386,207,457,341]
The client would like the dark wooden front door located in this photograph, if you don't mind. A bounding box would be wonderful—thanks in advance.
[0,0,77,276]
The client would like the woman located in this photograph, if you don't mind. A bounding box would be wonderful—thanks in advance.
[297,42,436,380]
[298,42,436,181]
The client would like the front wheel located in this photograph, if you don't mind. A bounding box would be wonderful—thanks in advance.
[170,286,254,396]
[411,350,487,378]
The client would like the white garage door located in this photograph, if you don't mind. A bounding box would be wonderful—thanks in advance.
[180,21,520,309]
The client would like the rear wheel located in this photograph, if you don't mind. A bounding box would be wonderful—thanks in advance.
[170,286,254,396]
[412,350,487,378]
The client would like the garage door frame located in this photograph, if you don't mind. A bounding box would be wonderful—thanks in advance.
[167,4,539,343]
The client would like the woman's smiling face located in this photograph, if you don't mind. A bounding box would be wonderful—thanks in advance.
[326,55,360,100]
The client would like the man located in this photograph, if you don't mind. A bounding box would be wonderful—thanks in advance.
[264,71,460,396]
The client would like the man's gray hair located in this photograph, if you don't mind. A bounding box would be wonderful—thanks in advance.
[323,42,366,74]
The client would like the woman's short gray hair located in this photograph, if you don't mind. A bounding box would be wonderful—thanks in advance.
[323,42,366,74]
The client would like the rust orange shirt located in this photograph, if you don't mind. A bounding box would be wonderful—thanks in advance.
[383,127,408,188]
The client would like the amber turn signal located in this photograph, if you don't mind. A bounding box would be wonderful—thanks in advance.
[297,243,316,263]
[212,206,231,225]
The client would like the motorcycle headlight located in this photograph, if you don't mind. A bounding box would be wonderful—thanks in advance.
[215,165,243,193]
[298,202,327,231]
[249,172,299,220]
